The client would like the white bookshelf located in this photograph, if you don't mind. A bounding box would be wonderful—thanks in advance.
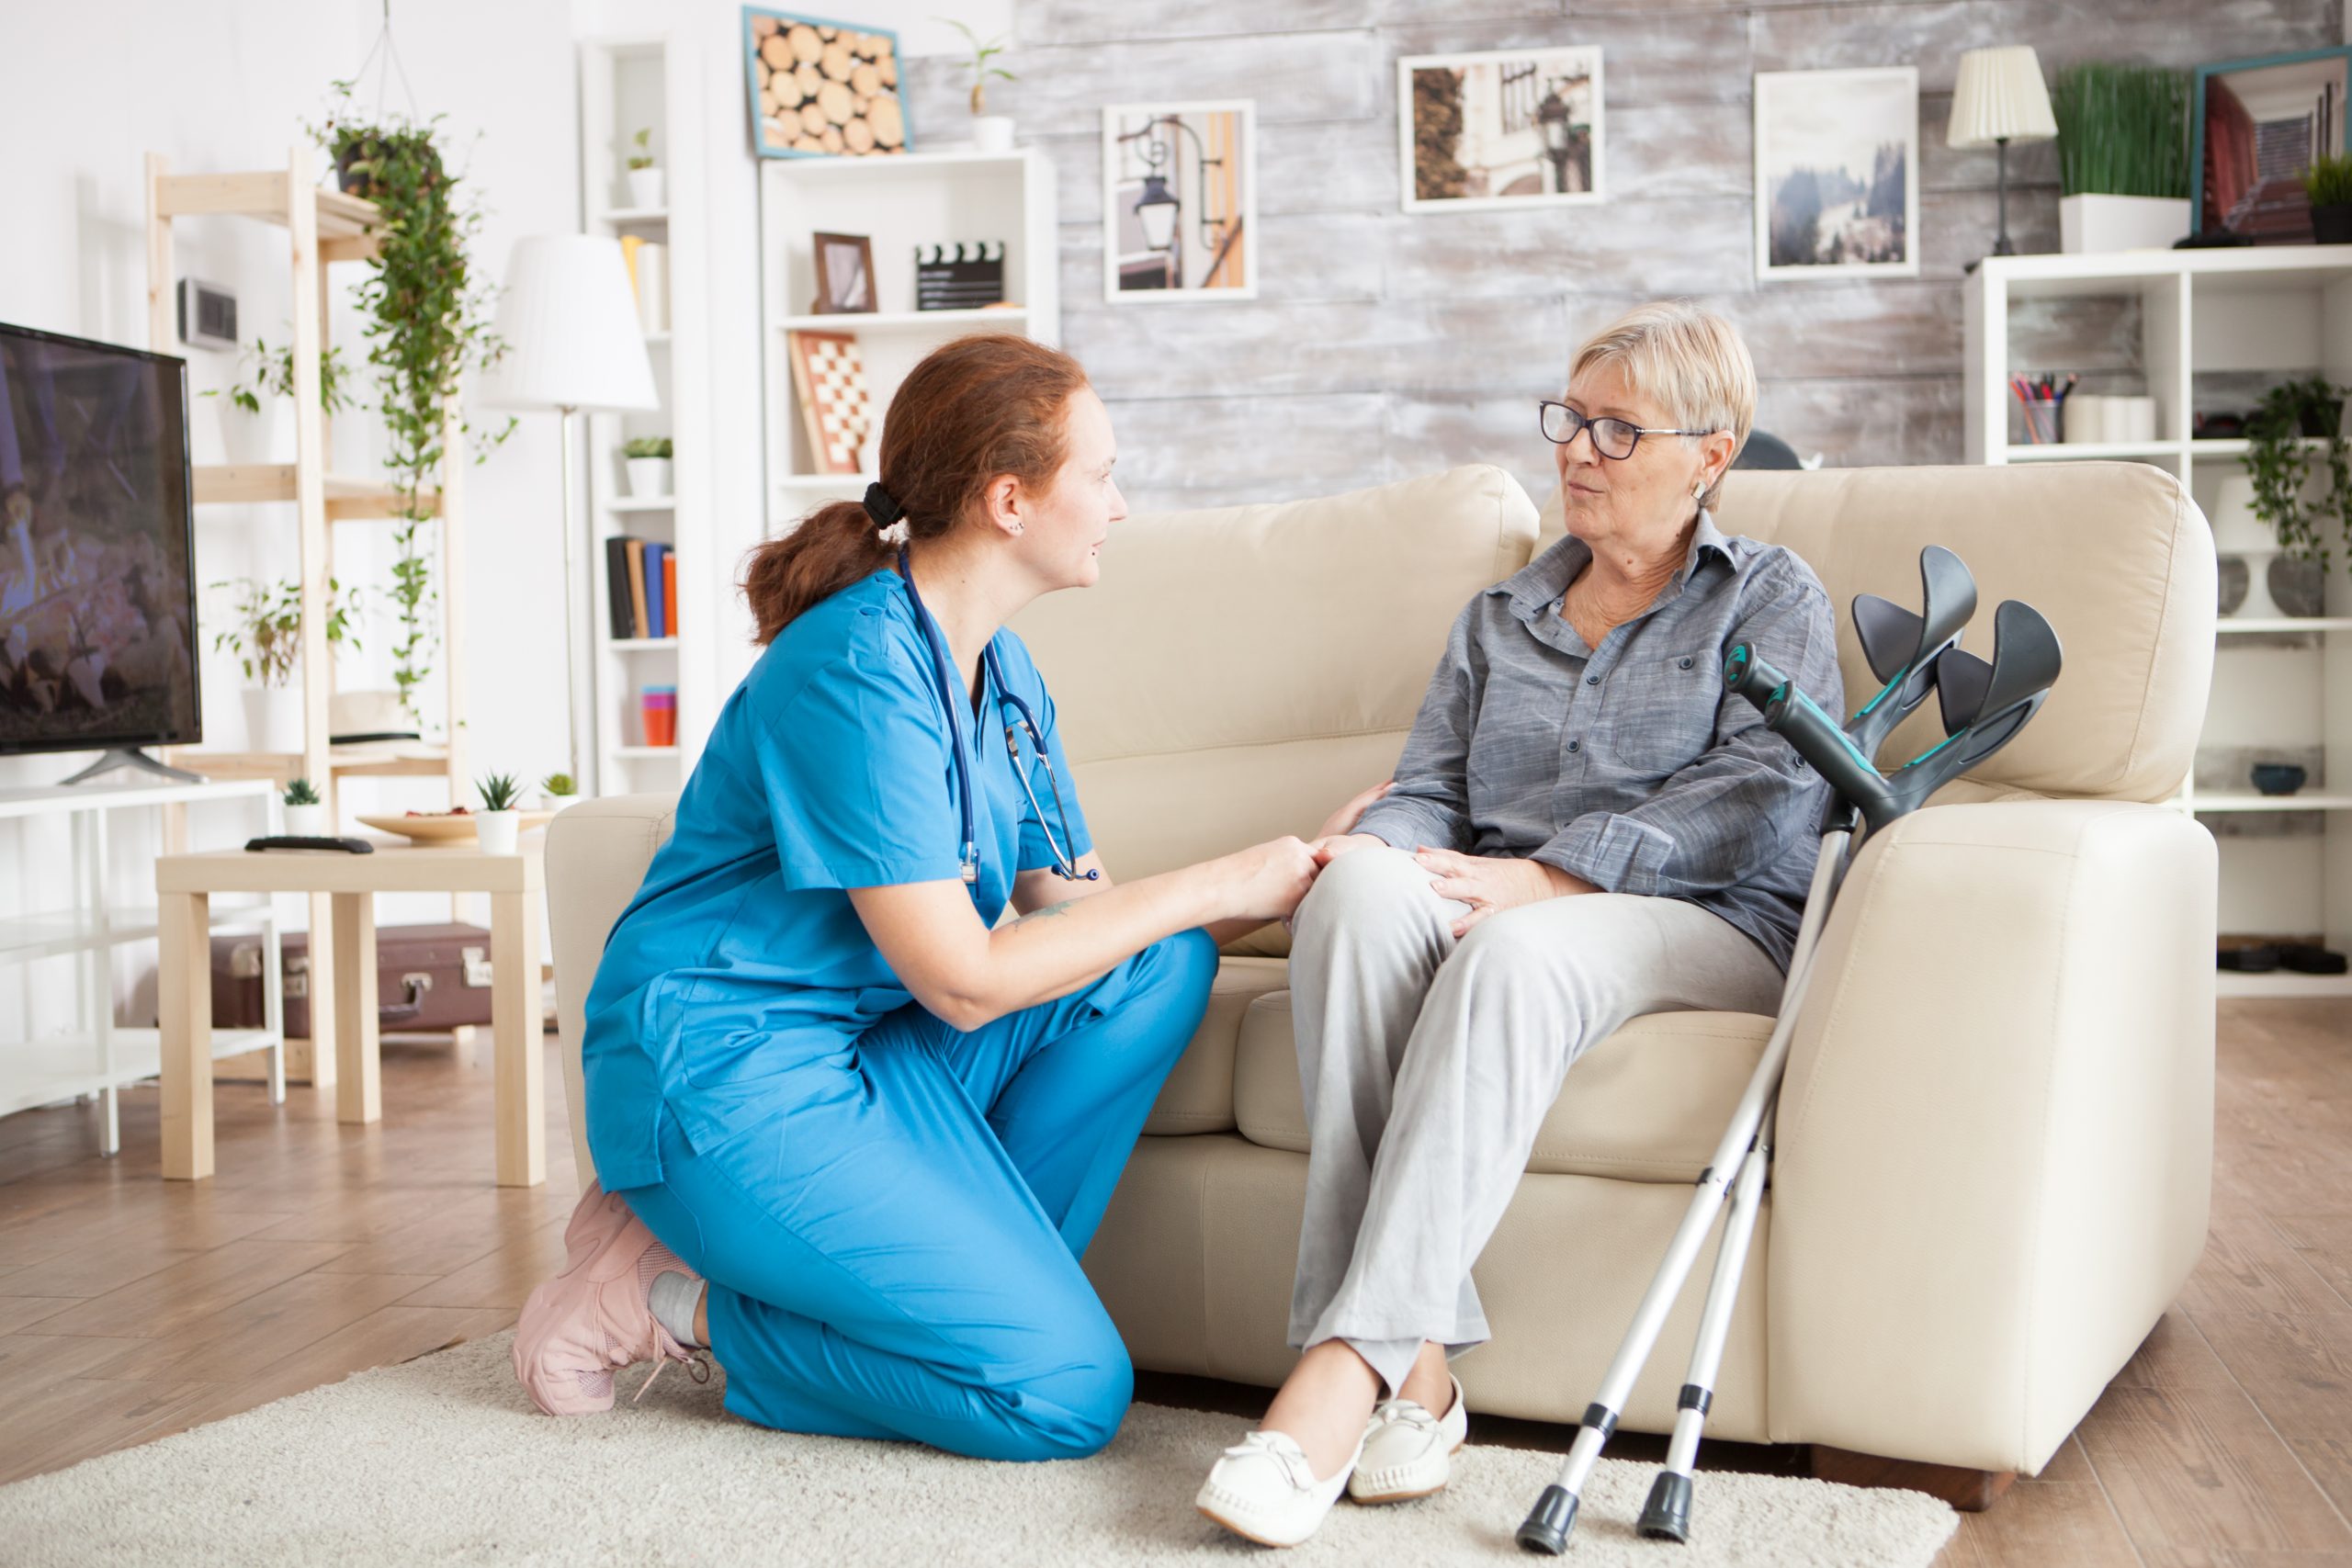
[578,34,714,795]
[1966,247,2352,996]
[758,149,1061,536]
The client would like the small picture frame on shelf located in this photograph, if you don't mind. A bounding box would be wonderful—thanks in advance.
[743,9,910,160]
[786,330,874,475]
[811,231,876,313]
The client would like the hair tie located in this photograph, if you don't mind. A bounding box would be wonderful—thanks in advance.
[862,481,905,528]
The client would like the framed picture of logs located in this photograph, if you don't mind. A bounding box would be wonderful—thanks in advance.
[1399,48,1605,214]
[1103,101,1258,303]
[743,9,910,160]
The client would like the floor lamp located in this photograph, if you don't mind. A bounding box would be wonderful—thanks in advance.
[477,235,658,792]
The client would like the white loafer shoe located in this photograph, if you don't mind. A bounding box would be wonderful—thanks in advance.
[1348,1374,1468,1504]
[1196,1427,1365,1548]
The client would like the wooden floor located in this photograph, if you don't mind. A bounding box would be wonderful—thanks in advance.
[1,1003,2346,1566]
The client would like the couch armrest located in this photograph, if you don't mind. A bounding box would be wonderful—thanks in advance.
[1766,799,2215,1473]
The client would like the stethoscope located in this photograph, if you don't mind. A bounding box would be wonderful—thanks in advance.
[898,547,1097,887]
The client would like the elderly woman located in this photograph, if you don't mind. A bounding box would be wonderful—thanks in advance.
[1195,301,1846,1547]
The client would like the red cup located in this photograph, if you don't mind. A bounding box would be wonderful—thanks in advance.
[641,685,677,748]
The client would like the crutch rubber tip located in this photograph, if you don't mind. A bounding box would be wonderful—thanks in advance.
[1516,1485,1579,1553]
[1638,1472,1694,1542]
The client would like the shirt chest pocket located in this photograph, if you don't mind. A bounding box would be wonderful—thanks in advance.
[1600,651,1720,777]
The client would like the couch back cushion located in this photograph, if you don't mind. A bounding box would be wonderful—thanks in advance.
[1537,461,2216,804]
[1010,464,1540,882]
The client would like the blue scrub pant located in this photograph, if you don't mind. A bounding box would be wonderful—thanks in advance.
[618,928,1216,1461]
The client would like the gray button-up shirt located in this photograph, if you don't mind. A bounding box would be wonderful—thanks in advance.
[1352,508,1843,972]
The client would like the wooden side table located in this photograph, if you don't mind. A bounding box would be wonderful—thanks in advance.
[156,841,547,1186]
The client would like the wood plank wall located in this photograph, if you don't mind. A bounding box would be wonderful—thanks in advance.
[895,0,2343,512]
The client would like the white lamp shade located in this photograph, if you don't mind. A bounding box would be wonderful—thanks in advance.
[1948,46,2058,148]
[475,235,659,413]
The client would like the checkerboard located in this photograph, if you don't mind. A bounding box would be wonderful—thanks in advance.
[788,331,873,475]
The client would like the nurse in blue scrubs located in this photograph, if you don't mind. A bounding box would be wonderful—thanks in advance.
[514,335,1342,1461]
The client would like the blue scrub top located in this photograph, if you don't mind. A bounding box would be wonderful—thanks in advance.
[580,567,1094,1190]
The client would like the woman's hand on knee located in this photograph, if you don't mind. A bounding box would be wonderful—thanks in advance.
[1415,847,1594,939]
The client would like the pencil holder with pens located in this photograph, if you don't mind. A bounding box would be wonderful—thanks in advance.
[2009,373,2075,446]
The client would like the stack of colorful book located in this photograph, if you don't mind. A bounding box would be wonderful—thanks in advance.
[605,536,679,640]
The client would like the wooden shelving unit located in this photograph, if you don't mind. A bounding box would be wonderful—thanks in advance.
[1966,246,2352,997]
[144,147,469,814]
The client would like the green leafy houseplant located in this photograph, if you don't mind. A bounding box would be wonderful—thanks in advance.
[540,772,577,798]
[628,128,654,171]
[209,576,363,687]
[476,773,522,812]
[283,776,322,807]
[941,17,1014,116]
[2244,376,2352,574]
[202,337,355,417]
[309,81,513,727]
[2050,64,2191,198]
[622,435,673,460]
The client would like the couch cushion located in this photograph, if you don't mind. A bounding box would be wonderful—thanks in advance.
[1535,462,2215,805]
[1230,987,1776,1183]
[1142,957,1288,1135]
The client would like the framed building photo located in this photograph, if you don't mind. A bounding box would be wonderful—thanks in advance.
[1102,101,1258,302]
[743,8,909,160]
[810,231,876,313]
[1399,47,1604,213]
[2192,47,2352,243]
[1754,67,1918,280]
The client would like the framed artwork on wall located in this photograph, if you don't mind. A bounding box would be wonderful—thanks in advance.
[1102,101,1258,303]
[1398,47,1605,213]
[743,8,909,160]
[1754,67,1919,280]
[2191,47,2352,243]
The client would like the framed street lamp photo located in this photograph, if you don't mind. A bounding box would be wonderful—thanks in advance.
[1102,101,1259,302]
[1399,47,1605,213]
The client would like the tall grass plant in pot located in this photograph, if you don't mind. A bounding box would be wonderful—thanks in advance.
[2051,63,2191,253]
[2308,153,2352,246]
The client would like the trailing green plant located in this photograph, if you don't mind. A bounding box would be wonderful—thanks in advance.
[627,127,655,171]
[622,435,673,460]
[208,576,363,688]
[476,772,522,812]
[283,776,322,807]
[2244,375,2352,574]
[539,772,577,798]
[2050,63,2191,199]
[308,80,514,727]
[200,336,355,416]
[939,17,1014,115]
[2308,152,2352,209]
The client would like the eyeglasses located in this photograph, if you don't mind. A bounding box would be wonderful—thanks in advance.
[1539,401,1713,460]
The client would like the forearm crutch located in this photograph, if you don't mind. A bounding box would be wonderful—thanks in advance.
[1518,548,2064,1554]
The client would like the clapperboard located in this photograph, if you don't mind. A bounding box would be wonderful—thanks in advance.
[916,242,1007,311]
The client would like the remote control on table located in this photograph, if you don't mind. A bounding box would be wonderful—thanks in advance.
[244,835,376,853]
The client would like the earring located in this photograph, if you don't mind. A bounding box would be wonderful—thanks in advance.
[1691,479,1707,503]
[1012,523,1025,535]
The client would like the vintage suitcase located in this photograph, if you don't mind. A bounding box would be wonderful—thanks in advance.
[210,921,496,1040]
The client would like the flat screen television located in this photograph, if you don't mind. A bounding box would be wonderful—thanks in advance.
[0,321,202,774]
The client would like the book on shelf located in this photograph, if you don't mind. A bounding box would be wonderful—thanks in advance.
[603,535,681,642]
[662,550,677,637]
[643,542,669,639]
[622,235,669,334]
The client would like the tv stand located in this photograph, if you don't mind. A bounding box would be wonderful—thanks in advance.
[59,748,207,787]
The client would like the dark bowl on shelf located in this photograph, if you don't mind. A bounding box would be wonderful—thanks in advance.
[2250,762,2309,796]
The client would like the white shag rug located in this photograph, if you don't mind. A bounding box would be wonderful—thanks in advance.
[0,1331,1955,1566]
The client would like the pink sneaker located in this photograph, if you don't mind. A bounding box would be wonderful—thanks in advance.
[514,1182,704,1416]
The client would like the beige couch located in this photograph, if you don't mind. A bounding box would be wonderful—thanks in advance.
[547,461,2217,1482]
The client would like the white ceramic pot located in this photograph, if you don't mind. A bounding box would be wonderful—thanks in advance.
[474,810,520,856]
[242,685,304,753]
[625,457,673,498]
[283,803,331,838]
[2060,195,2191,254]
[627,166,665,210]
[217,397,288,467]
[972,117,1016,153]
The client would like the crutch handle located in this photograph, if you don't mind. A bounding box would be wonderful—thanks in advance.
[1722,644,1888,810]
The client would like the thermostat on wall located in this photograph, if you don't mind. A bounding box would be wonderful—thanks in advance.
[177,278,238,351]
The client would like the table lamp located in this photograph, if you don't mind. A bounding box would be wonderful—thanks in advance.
[1949,46,2059,265]
[476,235,659,790]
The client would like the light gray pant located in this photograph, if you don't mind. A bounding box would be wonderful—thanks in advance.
[1285,845,1787,1396]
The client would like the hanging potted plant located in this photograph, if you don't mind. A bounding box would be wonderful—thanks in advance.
[209,575,363,753]
[2050,63,2191,254]
[200,337,355,467]
[309,81,513,730]
[2241,376,2350,617]
[944,17,1016,152]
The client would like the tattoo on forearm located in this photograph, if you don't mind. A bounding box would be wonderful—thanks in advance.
[1009,900,1078,931]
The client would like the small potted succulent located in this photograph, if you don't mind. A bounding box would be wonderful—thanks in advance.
[944,18,1016,152]
[282,777,330,838]
[626,127,663,210]
[539,771,578,809]
[474,773,523,854]
[623,434,673,498]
